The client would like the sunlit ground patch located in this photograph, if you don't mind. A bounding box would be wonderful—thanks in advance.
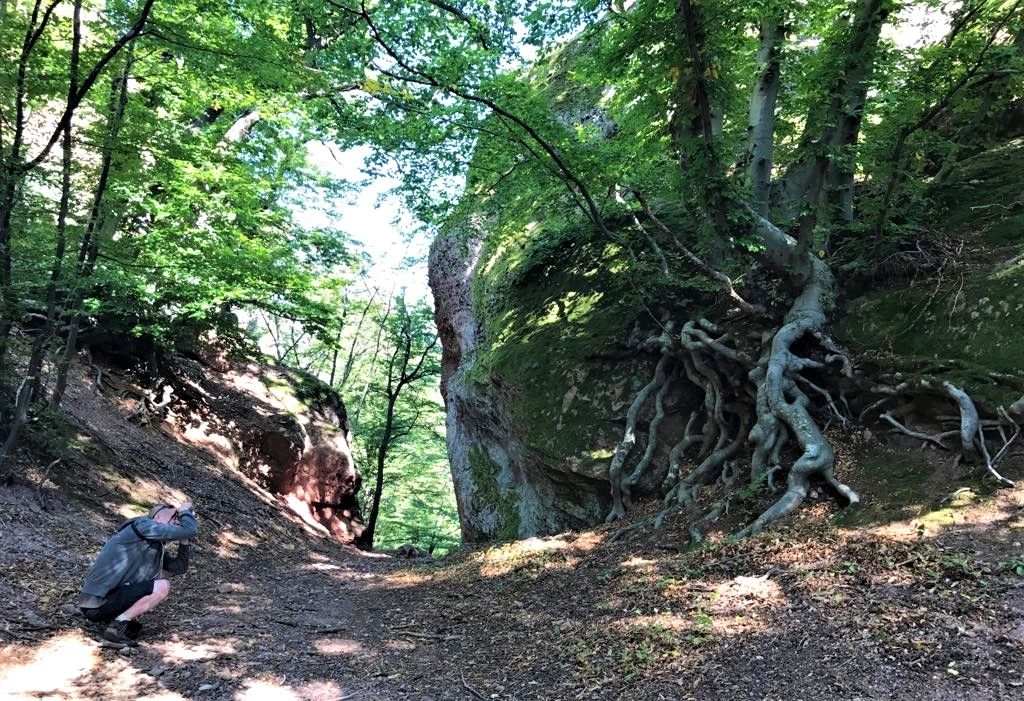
[0,631,183,700]
[236,678,303,701]
[371,569,433,590]
[619,555,658,569]
[148,637,239,662]
[236,677,350,701]
[313,637,364,655]
[478,536,571,577]
[177,419,237,469]
[0,632,98,696]
[302,562,343,571]
[213,530,261,559]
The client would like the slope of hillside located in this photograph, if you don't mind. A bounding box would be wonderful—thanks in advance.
[2,360,1023,700]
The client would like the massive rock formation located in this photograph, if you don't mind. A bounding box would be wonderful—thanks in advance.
[430,138,1024,543]
[429,226,661,541]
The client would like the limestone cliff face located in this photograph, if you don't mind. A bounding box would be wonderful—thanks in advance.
[429,227,642,541]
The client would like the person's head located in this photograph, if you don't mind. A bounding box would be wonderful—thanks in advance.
[148,504,181,524]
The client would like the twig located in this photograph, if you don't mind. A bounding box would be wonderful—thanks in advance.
[35,458,60,510]
[976,431,1015,487]
[880,413,949,449]
[992,407,1021,465]
[397,630,463,640]
[461,673,486,700]
[795,375,847,427]
[970,199,1023,212]
[634,190,762,314]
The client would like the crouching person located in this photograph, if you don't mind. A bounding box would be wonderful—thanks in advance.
[77,502,198,647]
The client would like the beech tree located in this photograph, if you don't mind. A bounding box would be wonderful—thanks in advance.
[355,297,440,550]
[307,0,1024,536]
[0,0,358,475]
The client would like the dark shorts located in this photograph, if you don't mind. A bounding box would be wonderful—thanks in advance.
[80,580,155,624]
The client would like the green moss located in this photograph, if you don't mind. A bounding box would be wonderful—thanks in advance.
[982,213,1024,247]
[834,446,997,528]
[467,223,660,475]
[468,444,520,540]
[258,365,345,417]
[837,262,1024,405]
[834,448,935,526]
[933,138,1024,238]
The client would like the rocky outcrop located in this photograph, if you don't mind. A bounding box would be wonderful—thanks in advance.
[429,227,619,541]
[427,37,686,542]
[159,352,364,544]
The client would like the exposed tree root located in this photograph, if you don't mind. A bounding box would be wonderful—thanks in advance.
[943,382,1015,487]
[603,212,861,536]
[606,350,672,522]
[126,382,174,425]
[879,411,950,449]
[601,210,1019,541]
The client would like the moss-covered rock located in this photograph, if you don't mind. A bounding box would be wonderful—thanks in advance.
[839,139,1024,406]
[838,261,1024,402]
[468,445,520,541]
[933,138,1024,245]
[430,224,621,541]
[469,223,656,480]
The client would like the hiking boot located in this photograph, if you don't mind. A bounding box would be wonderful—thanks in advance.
[125,620,142,640]
[102,619,139,648]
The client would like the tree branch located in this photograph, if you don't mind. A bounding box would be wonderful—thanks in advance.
[24,0,157,172]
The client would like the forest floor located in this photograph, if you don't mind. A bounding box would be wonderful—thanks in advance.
[2,365,1024,700]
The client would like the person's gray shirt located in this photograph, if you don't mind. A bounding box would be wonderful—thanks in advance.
[78,509,197,608]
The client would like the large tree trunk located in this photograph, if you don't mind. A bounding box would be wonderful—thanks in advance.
[0,0,153,384]
[0,1,83,474]
[778,0,892,225]
[672,0,731,259]
[0,0,56,380]
[51,55,132,407]
[744,14,787,216]
[358,387,397,550]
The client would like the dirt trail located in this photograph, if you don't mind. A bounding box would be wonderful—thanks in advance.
[2,370,1024,700]
[0,373,414,700]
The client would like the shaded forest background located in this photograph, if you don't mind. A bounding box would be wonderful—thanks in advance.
[0,0,460,554]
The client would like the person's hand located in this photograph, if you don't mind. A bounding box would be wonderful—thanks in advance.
[179,500,193,513]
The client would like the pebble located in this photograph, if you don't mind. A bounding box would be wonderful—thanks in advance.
[198,683,217,692]
[118,647,134,657]
[149,666,166,677]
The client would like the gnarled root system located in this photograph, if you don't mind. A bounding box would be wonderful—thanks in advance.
[604,214,1019,540]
